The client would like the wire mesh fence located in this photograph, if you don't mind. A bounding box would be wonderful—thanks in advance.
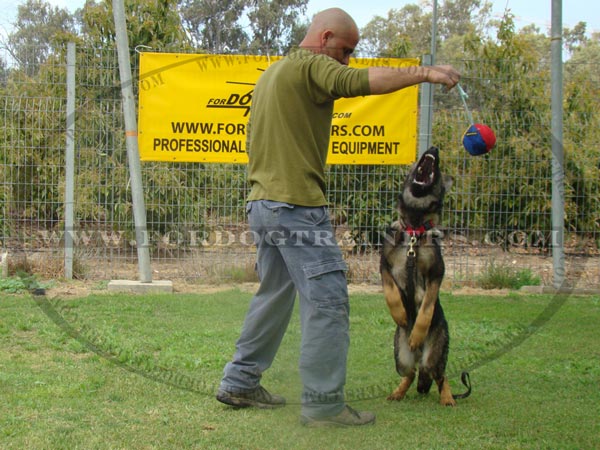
[1,44,598,289]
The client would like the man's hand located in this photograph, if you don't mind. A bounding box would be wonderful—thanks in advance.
[424,65,461,90]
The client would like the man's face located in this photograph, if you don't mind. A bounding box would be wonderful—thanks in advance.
[322,29,359,65]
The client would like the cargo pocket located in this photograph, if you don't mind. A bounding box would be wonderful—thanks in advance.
[262,200,295,211]
[303,259,349,308]
[302,206,329,226]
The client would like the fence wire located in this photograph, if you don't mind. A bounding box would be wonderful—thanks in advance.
[0,44,598,289]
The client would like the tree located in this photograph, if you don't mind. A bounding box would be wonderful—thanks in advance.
[563,31,600,234]
[1,1,78,228]
[79,0,189,50]
[358,0,493,58]
[246,0,308,55]
[0,56,8,86]
[283,18,309,53]
[438,0,492,39]
[7,0,77,74]
[358,5,430,57]
[180,0,249,52]
[563,21,588,54]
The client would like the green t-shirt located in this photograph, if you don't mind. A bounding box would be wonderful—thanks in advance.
[247,49,371,206]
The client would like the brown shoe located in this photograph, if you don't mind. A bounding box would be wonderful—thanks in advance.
[300,405,376,427]
[216,386,286,409]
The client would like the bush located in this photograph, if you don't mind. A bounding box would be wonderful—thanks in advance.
[477,261,541,290]
[0,276,29,293]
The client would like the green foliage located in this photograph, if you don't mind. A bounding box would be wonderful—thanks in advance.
[247,0,308,55]
[439,0,493,38]
[0,166,9,235]
[327,165,405,249]
[477,261,541,289]
[359,5,430,57]
[8,0,78,75]
[180,0,249,52]
[0,272,49,293]
[1,52,68,227]
[436,13,599,242]
[359,0,494,57]
[0,276,28,293]
[79,0,190,50]
[213,263,259,283]
[0,0,598,256]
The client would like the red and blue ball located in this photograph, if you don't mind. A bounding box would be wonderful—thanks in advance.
[462,123,496,156]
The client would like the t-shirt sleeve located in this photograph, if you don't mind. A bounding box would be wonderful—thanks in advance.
[303,54,371,104]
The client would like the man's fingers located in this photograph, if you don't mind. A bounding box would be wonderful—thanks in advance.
[430,65,460,89]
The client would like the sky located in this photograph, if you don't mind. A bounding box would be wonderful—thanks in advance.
[306,0,600,33]
[1,0,599,40]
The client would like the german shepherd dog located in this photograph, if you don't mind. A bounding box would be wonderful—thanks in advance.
[380,146,471,406]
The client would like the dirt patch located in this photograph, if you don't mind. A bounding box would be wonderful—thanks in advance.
[42,278,523,300]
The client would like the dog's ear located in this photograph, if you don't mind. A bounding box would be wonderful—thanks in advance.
[442,175,453,191]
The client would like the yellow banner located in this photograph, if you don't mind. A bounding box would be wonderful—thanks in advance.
[138,53,419,165]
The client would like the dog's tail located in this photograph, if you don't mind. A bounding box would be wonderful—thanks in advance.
[452,371,472,400]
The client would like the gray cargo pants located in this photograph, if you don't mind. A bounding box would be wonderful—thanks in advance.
[219,200,350,418]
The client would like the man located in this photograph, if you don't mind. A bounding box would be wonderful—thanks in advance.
[217,8,460,427]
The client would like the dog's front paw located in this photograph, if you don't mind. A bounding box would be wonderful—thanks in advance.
[408,330,425,350]
[390,219,405,231]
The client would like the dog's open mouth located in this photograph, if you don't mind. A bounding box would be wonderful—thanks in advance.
[414,154,436,186]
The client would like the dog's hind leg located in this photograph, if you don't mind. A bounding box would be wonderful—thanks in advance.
[420,315,454,405]
[388,369,416,401]
[417,370,433,394]
[435,376,456,406]
[388,325,416,401]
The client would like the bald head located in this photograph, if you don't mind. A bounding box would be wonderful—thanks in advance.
[299,8,359,65]
[306,8,358,37]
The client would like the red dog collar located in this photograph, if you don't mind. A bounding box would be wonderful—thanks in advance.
[405,220,436,237]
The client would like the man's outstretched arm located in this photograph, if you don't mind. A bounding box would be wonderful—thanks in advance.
[368,65,460,95]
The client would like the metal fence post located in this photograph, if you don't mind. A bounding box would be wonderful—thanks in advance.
[64,42,75,279]
[418,54,434,157]
[418,1,437,158]
[113,0,152,283]
[551,0,565,288]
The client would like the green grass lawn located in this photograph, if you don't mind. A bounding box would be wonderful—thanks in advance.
[1,288,599,449]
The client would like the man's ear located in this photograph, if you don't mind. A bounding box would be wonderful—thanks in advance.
[321,30,333,46]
